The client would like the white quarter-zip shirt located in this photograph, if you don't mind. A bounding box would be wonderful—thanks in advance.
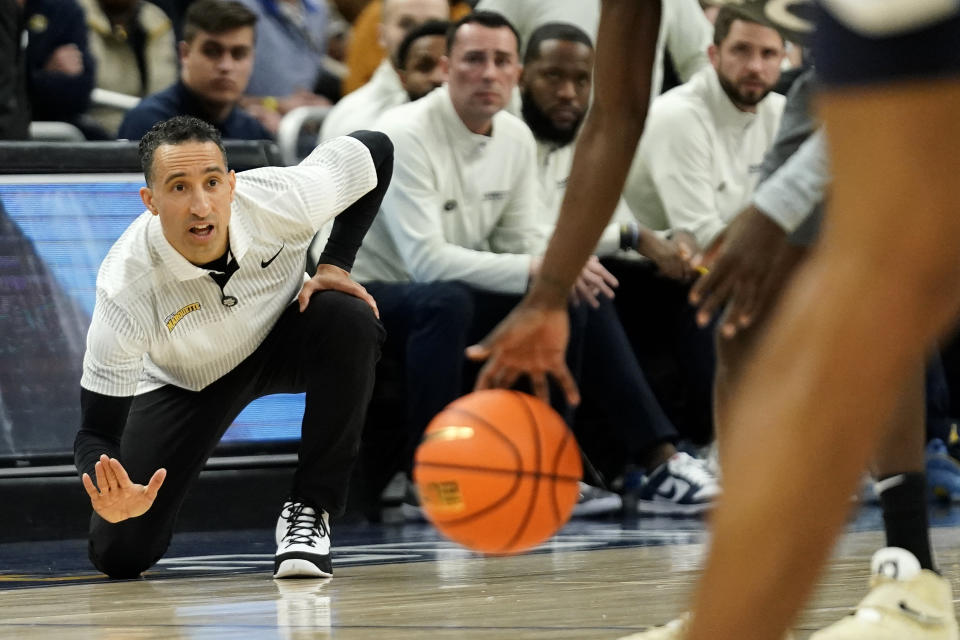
[82,136,377,397]
[623,66,785,247]
[320,60,408,140]
[535,139,635,257]
[352,86,543,295]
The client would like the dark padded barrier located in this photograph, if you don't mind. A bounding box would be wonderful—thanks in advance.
[0,139,282,174]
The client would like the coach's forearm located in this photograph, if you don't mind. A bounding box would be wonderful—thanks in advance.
[319,130,394,272]
[74,388,132,479]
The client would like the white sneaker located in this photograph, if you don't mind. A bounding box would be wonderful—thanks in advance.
[810,547,958,639]
[274,500,332,579]
[636,452,721,515]
[571,482,622,517]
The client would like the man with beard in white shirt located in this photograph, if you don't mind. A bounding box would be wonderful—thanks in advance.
[353,12,720,516]
[520,21,716,447]
[623,7,786,247]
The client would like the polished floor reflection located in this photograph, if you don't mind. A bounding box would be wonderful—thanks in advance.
[2,507,959,639]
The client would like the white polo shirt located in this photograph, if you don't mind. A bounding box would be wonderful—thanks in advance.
[351,85,543,295]
[535,139,636,257]
[623,65,785,247]
[81,136,377,397]
[320,60,408,140]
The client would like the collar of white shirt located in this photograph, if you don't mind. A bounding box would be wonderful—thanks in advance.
[146,202,254,281]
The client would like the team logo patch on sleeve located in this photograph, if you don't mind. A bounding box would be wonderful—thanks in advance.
[165,302,202,332]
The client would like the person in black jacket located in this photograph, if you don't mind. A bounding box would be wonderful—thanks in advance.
[0,0,30,139]
[23,0,100,136]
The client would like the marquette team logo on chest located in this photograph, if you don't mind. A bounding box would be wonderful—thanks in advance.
[165,302,202,333]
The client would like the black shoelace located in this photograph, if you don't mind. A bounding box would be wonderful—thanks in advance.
[284,503,329,546]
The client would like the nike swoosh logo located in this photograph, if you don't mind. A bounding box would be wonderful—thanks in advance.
[261,243,284,268]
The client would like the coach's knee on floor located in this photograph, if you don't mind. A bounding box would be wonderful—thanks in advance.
[88,530,168,579]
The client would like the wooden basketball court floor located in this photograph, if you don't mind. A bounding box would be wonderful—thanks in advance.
[2,505,960,639]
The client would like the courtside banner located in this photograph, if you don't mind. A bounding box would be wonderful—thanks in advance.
[0,175,304,460]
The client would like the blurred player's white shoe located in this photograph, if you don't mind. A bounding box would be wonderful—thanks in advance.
[617,613,689,639]
[617,614,794,639]
[273,500,333,578]
[810,547,958,640]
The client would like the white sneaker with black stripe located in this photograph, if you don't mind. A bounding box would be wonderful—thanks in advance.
[274,500,332,579]
[636,452,720,516]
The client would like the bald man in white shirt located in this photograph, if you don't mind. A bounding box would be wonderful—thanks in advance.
[354,12,720,515]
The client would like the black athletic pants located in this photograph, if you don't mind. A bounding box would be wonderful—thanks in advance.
[88,291,384,578]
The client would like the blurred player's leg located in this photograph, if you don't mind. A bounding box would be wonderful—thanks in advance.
[685,36,960,640]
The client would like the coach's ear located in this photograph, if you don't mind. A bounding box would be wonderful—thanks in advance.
[140,186,159,216]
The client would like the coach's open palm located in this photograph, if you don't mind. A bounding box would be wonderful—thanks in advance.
[81,454,166,523]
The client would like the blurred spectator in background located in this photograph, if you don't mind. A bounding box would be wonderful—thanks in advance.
[341,0,469,95]
[78,0,178,136]
[320,0,448,139]
[395,18,447,101]
[23,0,98,136]
[119,0,270,140]
[237,0,335,134]
[0,0,30,139]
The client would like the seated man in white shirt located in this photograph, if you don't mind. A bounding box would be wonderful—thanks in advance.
[521,21,716,445]
[353,12,720,515]
[320,0,450,140]
[623,6,786,248]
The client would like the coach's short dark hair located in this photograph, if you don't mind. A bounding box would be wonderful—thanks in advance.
[139,116,226,185]
[713,6,784,46]
[446,11,521,56]
[396,19,451,69]
[183,0,257,43]
[523,22,592,66]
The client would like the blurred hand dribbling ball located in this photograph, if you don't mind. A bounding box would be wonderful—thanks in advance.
[413,390,582,554]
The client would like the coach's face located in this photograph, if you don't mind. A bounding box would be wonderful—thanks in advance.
[444,23,521,134]
[140,141,236,265]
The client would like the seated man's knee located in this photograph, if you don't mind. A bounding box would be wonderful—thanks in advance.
[415,281,475,329]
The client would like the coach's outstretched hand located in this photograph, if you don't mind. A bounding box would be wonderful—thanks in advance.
[299,264,379,318]
[467,301,580,406]
[82,454,166,523]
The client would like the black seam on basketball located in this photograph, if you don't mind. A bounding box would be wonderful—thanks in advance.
[501,392,543,553]
[550,421,578,523]
[442,406,523,472]
[415,461,580,483]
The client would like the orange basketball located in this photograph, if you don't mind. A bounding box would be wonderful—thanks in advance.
[413,389,582,554]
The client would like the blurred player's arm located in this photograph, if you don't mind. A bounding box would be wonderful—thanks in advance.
[467,0,661,404]
[528,0,662,308]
